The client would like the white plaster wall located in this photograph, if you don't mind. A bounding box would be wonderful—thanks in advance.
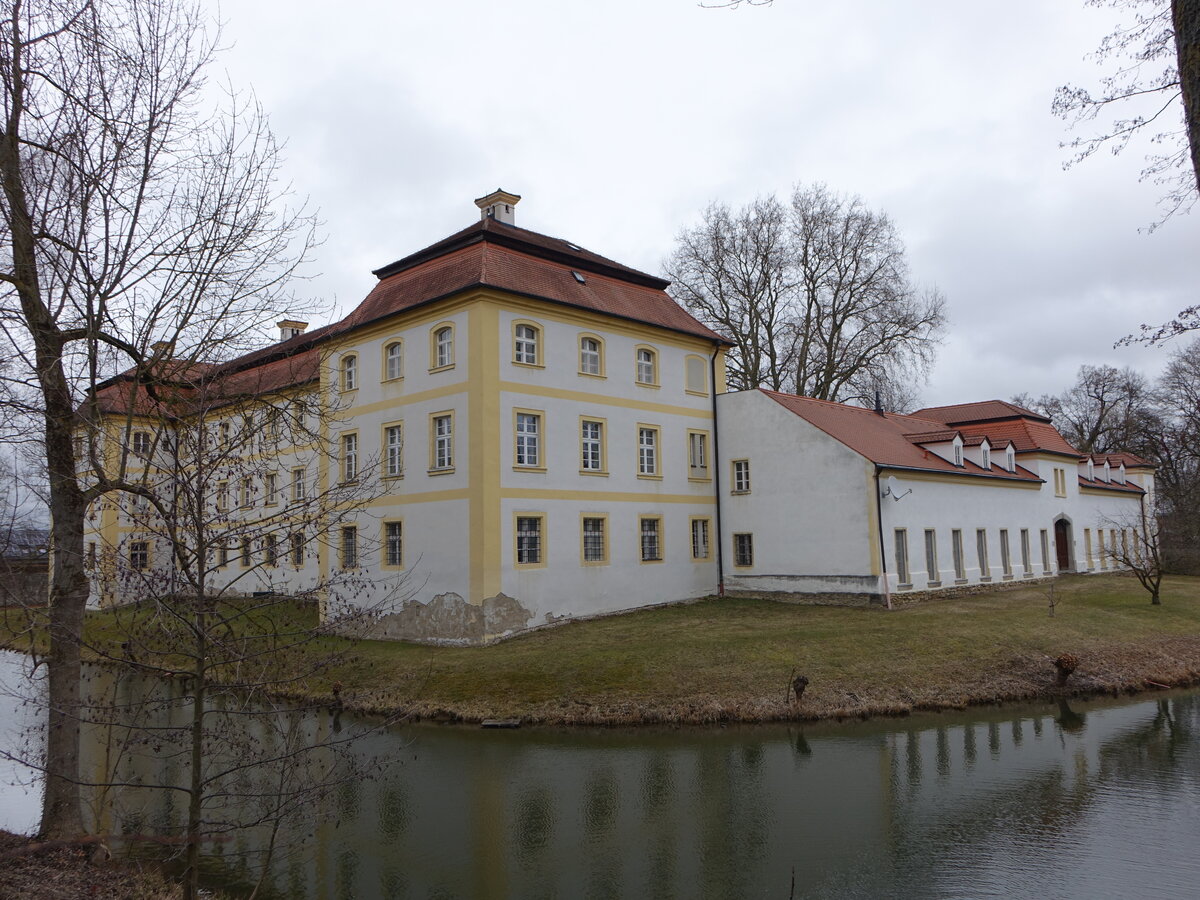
[716,391,877,592]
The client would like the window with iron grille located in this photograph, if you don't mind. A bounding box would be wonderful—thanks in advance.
[582,517,605,563]
[640,518,661,562]
[291,532,304,567]
[733,533,753,567]
[691,519,710,560]
[341,525,358,568]
[241,538,252,568]
[130,541,149,570]
[264,534,278,567]
[516,516,542,564]
[385,521,403,567]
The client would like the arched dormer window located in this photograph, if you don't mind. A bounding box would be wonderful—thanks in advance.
[981,441,991,470]
[384,341,403,381]
[1087,457,1095,481]
[341,354,358,392]
[1006,445,1015,472]
[952,436,963,467]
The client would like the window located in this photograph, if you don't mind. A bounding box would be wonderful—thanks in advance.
[385,521,403,568]
[582,516,607,564]
[342,433,358,482]
[341,525,358,568]
[732,459,751,493]
[688,431,709,478]
[433,325,454,369]
[341,354,358,392]
[1021,529,1032,576]
[635,347,657,385]
[130,541,149,571]
[952,529,965,581]
[132,431,151,456]
[1084,528,1093,569]
[1121,529,1129,561]
[638,426,659,477]
[1040,529,1052,574]
[1000,529,1012,578]
[431,414,453,471]
[220,422,231,445]
[1098,529,1108,569]
[385,424,403,477]
[1111,529,1119,564]
[1006,446,1016,472]
[515,412,541,468]
[580,419,604,473]
[579,336,603,376]
[265,472,279,506]
[87,542,96,568]
[241,538,252,568]
[976,529,990,580]
[514,323,540,365]
[385,341,403,380]
[290,532,304,568]
[240,476,253,508]
[516,516,543,565]
[982,445,991,469]
[733,533,754,568]
[1054,468,1067,498]
[219,541,230,569]
[264,534,278,567]
[291,467,306,502]
[894,529,910,585]
[216,481,229,513]
[640,517,662,562]
[691,518,711,561]
[924,529,939,586]
[685,355,708,394]
[953,439,963,467]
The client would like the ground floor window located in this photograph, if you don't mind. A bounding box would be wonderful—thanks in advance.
[640,517,662,562]
[733,533,753,568]
[582,517,606,563]
[291,532,304,568]
[924,529,938,585]
[894,529,910,585]
[951,529,965,581]
[516,516,543,565]
[385,521,403,567]
[341,525,358,569]
[1000,529,1012,578]
[1021,528,1032,576]
[1040,529,1052,574]
[691,518,710,561]
[976,529,990,579]
[130,541,148,571]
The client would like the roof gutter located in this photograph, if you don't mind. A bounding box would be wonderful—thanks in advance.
[710,346,725,596]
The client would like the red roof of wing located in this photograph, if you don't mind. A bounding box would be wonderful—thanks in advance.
[913,399,1050,424]
[954,419,1082,457]
[759,390,1042,482]
[1094,451,1152,468]
[1077,475,1145,494]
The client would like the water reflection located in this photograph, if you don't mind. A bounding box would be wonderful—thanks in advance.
[2,649,1198,899]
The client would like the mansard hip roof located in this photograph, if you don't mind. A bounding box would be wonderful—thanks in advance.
[912,399,1050,425]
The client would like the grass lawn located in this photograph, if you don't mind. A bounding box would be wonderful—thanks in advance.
[4,573,1199,724]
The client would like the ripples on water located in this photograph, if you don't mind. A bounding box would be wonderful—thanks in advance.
[1,650,1197,899]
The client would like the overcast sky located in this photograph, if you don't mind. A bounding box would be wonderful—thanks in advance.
[207,0,1198,409]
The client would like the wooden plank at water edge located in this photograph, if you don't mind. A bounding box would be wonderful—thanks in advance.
[481,719,521,729]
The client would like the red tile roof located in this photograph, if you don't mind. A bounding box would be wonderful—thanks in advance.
[954,419,1082,458]
[759,390,1042,483]
[913,399,1050,425]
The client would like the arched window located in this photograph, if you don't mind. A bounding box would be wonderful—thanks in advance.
[341,354,357,391]
[385,341,403,381]
[579,335,603,376]
[635,346,657,385]
[514,323,540,365]
[433,326,454,369]
[1006,446,1015,472]
[685,355,707,394]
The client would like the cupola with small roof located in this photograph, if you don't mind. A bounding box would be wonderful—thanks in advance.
[474,188,521,225]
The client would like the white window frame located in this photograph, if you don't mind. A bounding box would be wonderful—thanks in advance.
[579,336,602,376]
[342,432,358,482]
[515,412,541,468]
[732,459,751,493]
[385,424,404,478]
[581,419,604,472]
[636,347,657,385]
[638,426,659,477]
[432,414,454,471]
[341,354,358,392]
[291,467,306,502]
[385,341,403,381]
[514,323,539,365]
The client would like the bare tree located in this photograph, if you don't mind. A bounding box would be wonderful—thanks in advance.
[665,184,946,407]
[1017,365,1155,453]
[0,0,317,840]
[1100,511,1165,603]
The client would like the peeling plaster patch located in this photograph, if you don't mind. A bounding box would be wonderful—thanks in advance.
[364,591,534,645]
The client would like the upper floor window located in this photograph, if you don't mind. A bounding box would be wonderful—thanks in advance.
[581,419,604,473]
[341,354,357,392]
[342,433,358,482]
[385,341,403,381]
[638,426,659,476]
[579,336,603,376]
[514,323,540,366]
[433,325,454,369]
[385,424,403,478]
[291,467,307,502]
[432,414,454,471]
[635,347,657,385]
[732,459,751,493]
[515,413,541,468]
[131,431,151,456]
[688,432,709,477]
[685,355,708,394]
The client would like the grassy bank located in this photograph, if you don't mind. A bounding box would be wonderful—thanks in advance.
[4,574,1200,725]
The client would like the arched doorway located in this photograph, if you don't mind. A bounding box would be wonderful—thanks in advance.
[1054,518,1072,572]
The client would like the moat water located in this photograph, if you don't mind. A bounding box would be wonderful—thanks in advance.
[2,650,1198,899]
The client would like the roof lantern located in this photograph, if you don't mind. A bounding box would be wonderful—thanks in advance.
[474,188,521,225]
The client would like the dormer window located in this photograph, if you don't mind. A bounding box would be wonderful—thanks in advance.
[1102,460,1111,483]
[1117,463,1126,484]
[981,443,991,470]
[1087,458,1095,481]
[1006,445,1015,472]
[953,436,963,467]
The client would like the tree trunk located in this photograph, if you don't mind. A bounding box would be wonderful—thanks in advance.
[1175,0,1200,196]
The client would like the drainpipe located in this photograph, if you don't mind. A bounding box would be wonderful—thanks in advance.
[710,347,725,596]
[874,464,892,610]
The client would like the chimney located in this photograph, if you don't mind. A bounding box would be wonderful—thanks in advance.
[874,390,885,416]
[278,319,308,341]
[474,188,521,225]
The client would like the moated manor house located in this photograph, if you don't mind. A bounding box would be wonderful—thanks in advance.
[84,192,1154,644]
